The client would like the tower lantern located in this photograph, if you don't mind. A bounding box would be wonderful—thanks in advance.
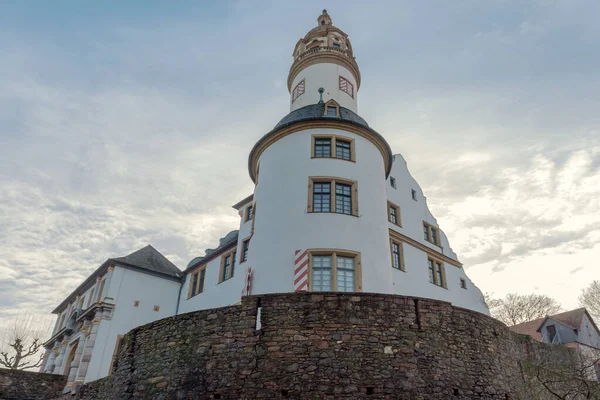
[288,10,360,113]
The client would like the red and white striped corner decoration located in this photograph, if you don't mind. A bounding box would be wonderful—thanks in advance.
[242,267,252,296]
[294,250,309,292]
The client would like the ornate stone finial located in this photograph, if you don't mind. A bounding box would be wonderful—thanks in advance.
[317,9,332,27]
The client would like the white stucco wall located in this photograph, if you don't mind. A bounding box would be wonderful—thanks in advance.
[178,247,245,314]
[250,127,392,295]
[85,267,180,383]
[386,154,488,314]
[290,63,358,112]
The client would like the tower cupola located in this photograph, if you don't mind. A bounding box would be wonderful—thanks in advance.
[288,10,361,113]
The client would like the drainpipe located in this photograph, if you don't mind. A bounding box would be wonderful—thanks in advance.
[175,275,184,315]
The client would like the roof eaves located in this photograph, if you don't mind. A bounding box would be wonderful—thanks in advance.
[232,194,254,210]
[184,239,238,273]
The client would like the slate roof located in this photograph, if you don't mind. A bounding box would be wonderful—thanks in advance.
[185,230,239,271]
[249,102,393,182]
[52,245,182,313]
[272,103,370,130]
[509,308,592,342]
[112,245,182,279]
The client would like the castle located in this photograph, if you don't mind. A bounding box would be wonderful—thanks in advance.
[39,10,495,396]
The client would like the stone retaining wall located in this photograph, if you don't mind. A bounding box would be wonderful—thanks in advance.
[57,292,578,399]
[0,368,65,400]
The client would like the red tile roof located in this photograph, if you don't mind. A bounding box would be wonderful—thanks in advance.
[509,308,591,342]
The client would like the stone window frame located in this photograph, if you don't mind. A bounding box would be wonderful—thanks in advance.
[311,134,356,162]
[240,237,251,264]
[188,264,207,298]
[423,221,440,247]
[307,248,362,292]
[339,76,354,98]
[390,238,405,272]
[292,79,305,103]
[428,256,447,289]
[219,249,237,283]
[387,201,401,226]
[307,176,358,216]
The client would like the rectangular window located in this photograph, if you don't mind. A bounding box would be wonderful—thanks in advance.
[291,79,305,103]
[390,240,404,271]
[222,256,231,281]
[339,76,354,98]
[191,272,199,297]
[308,177,358,216]
[309,250,361,292]
[423,222,440,246]
[332,43,341,49]
[241,238,250,263]
[199,269,206,293]
[311,135,355,162]
[312,182,331,212]
[87,289,94,306]
[326,106,337,116]
[428,257,446,288]
[188,266,207,298]
[388,202,401,226]
[460,278,467,289]
[390,177,396,188]
[411,189,417,201]
[245,205,253,222]
[96,279,105,303]
[219,250,236,283]
[311,255,333,292]
[314,138,332,158]
[335,183,352,215]
[428,259,435,284]
[336,256,355,292]
[335,139,351,160]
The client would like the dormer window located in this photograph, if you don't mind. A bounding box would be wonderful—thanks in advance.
[323,99,340,117]
[321,20,325,25]
[333,43,341,49]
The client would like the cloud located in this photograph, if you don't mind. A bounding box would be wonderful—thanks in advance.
[1,0,600,326]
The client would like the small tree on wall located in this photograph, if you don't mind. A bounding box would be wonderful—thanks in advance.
[486,293,562,326]
[580,281,600,323]
[0,313,52,370]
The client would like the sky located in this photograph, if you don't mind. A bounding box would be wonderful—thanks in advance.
[0,0,599,327]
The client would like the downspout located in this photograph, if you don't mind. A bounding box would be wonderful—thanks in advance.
[175,275,185,315]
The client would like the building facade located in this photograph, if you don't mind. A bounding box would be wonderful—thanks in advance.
[42,10,490,391]
[40,245,182,393]
[182,10,488,315]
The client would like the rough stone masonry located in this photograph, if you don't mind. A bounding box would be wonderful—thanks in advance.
[50,292,580,399]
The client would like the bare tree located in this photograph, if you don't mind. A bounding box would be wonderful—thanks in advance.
[524,345,600,399]
[0,313,53,370]
[487,293,562,326]
[580,281,600,322]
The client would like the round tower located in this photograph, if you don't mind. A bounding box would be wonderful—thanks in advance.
[288,10,360,113]
[248,10,393,296]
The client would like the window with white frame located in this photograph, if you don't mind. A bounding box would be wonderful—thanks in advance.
[309,250,361,292]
